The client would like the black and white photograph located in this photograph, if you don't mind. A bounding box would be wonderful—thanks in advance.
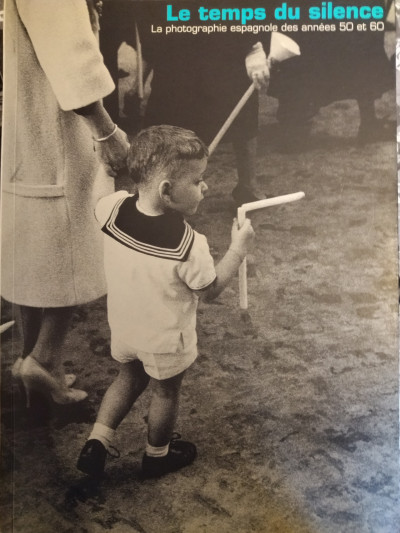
[1,1,399,531]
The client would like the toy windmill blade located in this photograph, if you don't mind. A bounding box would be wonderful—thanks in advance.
[269,32,301,63]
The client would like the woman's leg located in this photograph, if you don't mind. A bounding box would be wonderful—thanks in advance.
[15,305,74,382]
[18,306,88,405]
[26,306,74,377]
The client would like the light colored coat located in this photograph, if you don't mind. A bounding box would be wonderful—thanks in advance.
[1,0,115,306]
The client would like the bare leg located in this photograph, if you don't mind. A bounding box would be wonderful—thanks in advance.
[77,361,149,476]
[97,360,150,429]
[147,371,186,447]
[27,307,74,376]
[18,306,88,405]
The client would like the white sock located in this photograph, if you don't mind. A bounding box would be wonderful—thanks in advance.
[88,422,116,453]
[145,442,169,458]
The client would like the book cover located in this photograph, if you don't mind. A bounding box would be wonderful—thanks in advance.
[1,1,399,531]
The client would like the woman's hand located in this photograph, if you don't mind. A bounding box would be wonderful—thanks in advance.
[94,126,130,178]
[75,101,130,178]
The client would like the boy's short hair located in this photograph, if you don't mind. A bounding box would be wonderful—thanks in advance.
[128,125,209,185]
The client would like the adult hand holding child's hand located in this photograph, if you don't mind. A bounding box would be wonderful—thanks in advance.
[97,127,130,178]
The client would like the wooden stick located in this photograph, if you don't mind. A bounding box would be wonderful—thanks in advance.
[0,320,15,335]
[238,192,305,310]
[135,22,144,100]
[208,83,255,155]
[208,32,301,156]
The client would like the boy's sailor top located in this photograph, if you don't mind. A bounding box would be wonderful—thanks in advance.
[95,191,217,354]
[101,192,195,262]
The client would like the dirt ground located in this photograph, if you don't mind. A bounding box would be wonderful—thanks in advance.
[1,33,399,533]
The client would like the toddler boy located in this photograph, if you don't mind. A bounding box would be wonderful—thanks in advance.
[77,125,254,479]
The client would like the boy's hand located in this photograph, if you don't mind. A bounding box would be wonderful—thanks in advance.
[230,217,255,259]
[200,218,254,302]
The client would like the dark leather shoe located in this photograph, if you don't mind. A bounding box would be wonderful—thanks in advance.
[77,439,107,478]
[142,435,197,479]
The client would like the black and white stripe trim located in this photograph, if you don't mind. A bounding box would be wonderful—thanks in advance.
[102,196,194,261]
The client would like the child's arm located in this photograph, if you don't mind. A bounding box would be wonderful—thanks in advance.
[201,218,255,302]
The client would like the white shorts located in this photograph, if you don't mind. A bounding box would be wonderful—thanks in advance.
[110,333,198,380]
